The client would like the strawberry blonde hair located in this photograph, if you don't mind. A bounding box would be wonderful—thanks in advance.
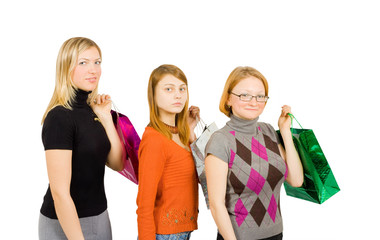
[147,64,190,145]
[219,66,269,117]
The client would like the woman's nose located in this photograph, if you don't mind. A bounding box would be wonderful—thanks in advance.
[88,63,97,73]
[248,97,258,106]
[174,90,181,99]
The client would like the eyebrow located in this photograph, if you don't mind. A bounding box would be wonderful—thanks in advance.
[78,57,102,61]
[236,90,264,94]
[163,83,187,86]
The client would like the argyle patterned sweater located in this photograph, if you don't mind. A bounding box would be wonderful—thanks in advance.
[205,115,287,240]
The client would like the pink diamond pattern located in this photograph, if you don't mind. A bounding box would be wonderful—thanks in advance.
[251,137,268,161]
[234,198,248,227]
[229,149,236,168]
[230,131,235,136]
[246,168,266,195]
[268,194,277,222]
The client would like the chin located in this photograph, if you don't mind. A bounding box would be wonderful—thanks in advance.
[84,86,98,92]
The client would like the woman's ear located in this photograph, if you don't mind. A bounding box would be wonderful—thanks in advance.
[226,94,231,107]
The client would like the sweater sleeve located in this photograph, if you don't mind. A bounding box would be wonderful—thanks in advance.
[42,107,74,150]
[136,128,166,240]
[205,131,231,164]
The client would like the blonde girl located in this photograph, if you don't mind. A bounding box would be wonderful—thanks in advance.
[39,37,123,240]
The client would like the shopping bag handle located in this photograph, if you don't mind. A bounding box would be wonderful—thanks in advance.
[288,113,303,133]
[194,117,208,136]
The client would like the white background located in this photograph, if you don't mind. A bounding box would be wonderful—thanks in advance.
[1,0,379,239]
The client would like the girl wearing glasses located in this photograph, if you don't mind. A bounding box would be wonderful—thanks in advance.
[136,64,199,240]
[205,66,303,240]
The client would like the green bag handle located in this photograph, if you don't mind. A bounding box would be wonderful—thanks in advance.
[288,113,303,133]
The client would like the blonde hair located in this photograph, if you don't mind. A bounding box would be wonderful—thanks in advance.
[147,64,190,145]
[41,37,102,123]
[219,66,269,117]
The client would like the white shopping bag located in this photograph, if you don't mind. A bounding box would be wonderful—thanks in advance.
[190,120,218,209]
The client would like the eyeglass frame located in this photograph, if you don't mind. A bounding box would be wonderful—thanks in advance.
[229,92,269,103]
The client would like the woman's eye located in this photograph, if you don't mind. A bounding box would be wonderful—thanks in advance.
[95,61,102,65]
[79,61,86,65]
[241,93,249,97]
[165,88,172,91]
[180,87,187,91]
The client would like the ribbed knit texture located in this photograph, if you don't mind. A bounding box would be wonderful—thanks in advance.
[41,89,110,219]
[136,127,198,240]
[205,115,287,240]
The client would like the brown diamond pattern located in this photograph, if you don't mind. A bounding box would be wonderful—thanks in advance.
[263,133,280,156]
[267,164,284,191]
[250,198,266,227]
[230,171,245,195]
[236,139,252,166]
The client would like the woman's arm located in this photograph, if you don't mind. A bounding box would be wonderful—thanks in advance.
[205,154,237,240]
[278,105,304,187]
[45,150,84,240]
[136,131,166,240]
[91,94,123,171]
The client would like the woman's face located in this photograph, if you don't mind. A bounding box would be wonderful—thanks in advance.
[155,74,188,117]
[227,76,266,120]
[71,47,101,92]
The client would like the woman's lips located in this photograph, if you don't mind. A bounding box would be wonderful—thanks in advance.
[86,77,97,83]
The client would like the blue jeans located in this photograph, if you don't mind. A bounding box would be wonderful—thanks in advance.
[156,231,192,240]
[137,231,192,240]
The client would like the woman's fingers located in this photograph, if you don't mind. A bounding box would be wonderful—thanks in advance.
[189,106,200,119]
[94,94,111,105]
[281,105,292,116]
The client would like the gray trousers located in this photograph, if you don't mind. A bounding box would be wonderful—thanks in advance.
[38,210,112,240]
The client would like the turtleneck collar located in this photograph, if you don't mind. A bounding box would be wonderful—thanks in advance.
[226,114,259,135]
[72,89,91,108]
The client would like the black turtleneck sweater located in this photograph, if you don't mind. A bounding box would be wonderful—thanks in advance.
[41,89,111,219]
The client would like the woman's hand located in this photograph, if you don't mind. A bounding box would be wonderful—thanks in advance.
[277,105,304,187]
[188,106,200,143]
[91,94,124,171]
[278,105,292,132]
[188,105,200,131]
[91,94,112,122]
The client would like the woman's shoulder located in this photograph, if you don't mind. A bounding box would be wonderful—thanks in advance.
[257,122,279,141]
[42,106,75,148]
[139,127,169,156]
[141,127,168,144]
[208,125,235,146]
[142,126,162,137]
[44,106,72,124]
[212,124,235,138]
[257,122,276,132]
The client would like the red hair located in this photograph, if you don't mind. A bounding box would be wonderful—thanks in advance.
[147,64,190,145]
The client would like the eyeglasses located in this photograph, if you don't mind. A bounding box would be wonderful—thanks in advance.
[230,92,269,102]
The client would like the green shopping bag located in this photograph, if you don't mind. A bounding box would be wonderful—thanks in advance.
[277,114,340,204]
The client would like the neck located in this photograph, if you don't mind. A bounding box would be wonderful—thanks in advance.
[227,114,260,135]
[73,88,91,107]
[159,112,176,126]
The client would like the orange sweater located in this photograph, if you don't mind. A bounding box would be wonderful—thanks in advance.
[136,127,198,240]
